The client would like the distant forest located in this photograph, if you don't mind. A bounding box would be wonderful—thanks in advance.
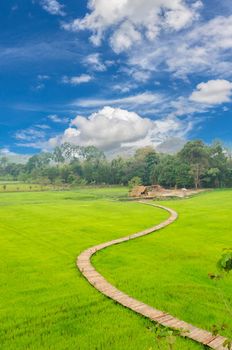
[1,140,232,189]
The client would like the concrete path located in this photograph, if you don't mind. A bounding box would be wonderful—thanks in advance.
[77,201,227,350]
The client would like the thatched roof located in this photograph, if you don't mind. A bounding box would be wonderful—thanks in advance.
[147,185,163,192]
[129,186,147,197]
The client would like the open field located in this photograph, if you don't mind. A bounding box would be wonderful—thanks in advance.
[94,190,232,340]
[0,182,54,192]
[0,188,231,349]
[0,182,127,194]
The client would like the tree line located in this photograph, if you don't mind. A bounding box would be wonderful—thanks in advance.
[0,140,232,189]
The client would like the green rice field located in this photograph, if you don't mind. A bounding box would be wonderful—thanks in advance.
[0,188,231,349]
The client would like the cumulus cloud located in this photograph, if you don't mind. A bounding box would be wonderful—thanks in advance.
[62,74,93,85]
[40,0,65,16]
[63,0,202,52]
[48,106,191,153]
[190,80,232,104]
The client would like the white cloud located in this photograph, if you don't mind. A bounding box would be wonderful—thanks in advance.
[48,114,69,123]
[0,148,15,156]
[113,82,138,93]
[40,0,65,16]
[132,70,151,83]
[188,15,232,50]
[169,96,207,117]
[63,0,202,52]
[48,106,191,153]
[62,74,93,85]
[0,148,30,164]
[164,1,202,31]
[121,68,152,83]
[128,15,232,80]
[15,123,54,149]
[83,53,106,71]
[15,127,46,142]
[35,124,51,130]
[72,92,164,108]
[110,22,142,53]
[167,15,232,78]
[190,80,232,104]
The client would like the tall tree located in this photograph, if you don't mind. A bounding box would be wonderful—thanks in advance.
[178,141,209,189]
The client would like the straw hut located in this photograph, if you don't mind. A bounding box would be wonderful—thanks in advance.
[129,186,147,197]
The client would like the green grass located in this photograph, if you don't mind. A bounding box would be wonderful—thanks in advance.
[94,190,232,339]
[0,188,231,349]
[0,182,128,194]
[0,182,53,192]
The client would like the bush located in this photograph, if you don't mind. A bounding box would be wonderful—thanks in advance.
[128,176,142,189]
[217,249,232,273]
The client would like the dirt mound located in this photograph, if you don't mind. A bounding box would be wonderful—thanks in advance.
[129,185,205,198]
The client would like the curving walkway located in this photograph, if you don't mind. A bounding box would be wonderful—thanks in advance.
[77,201,227,350]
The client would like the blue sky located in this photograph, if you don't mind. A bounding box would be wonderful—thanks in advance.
[0,0,232,157]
